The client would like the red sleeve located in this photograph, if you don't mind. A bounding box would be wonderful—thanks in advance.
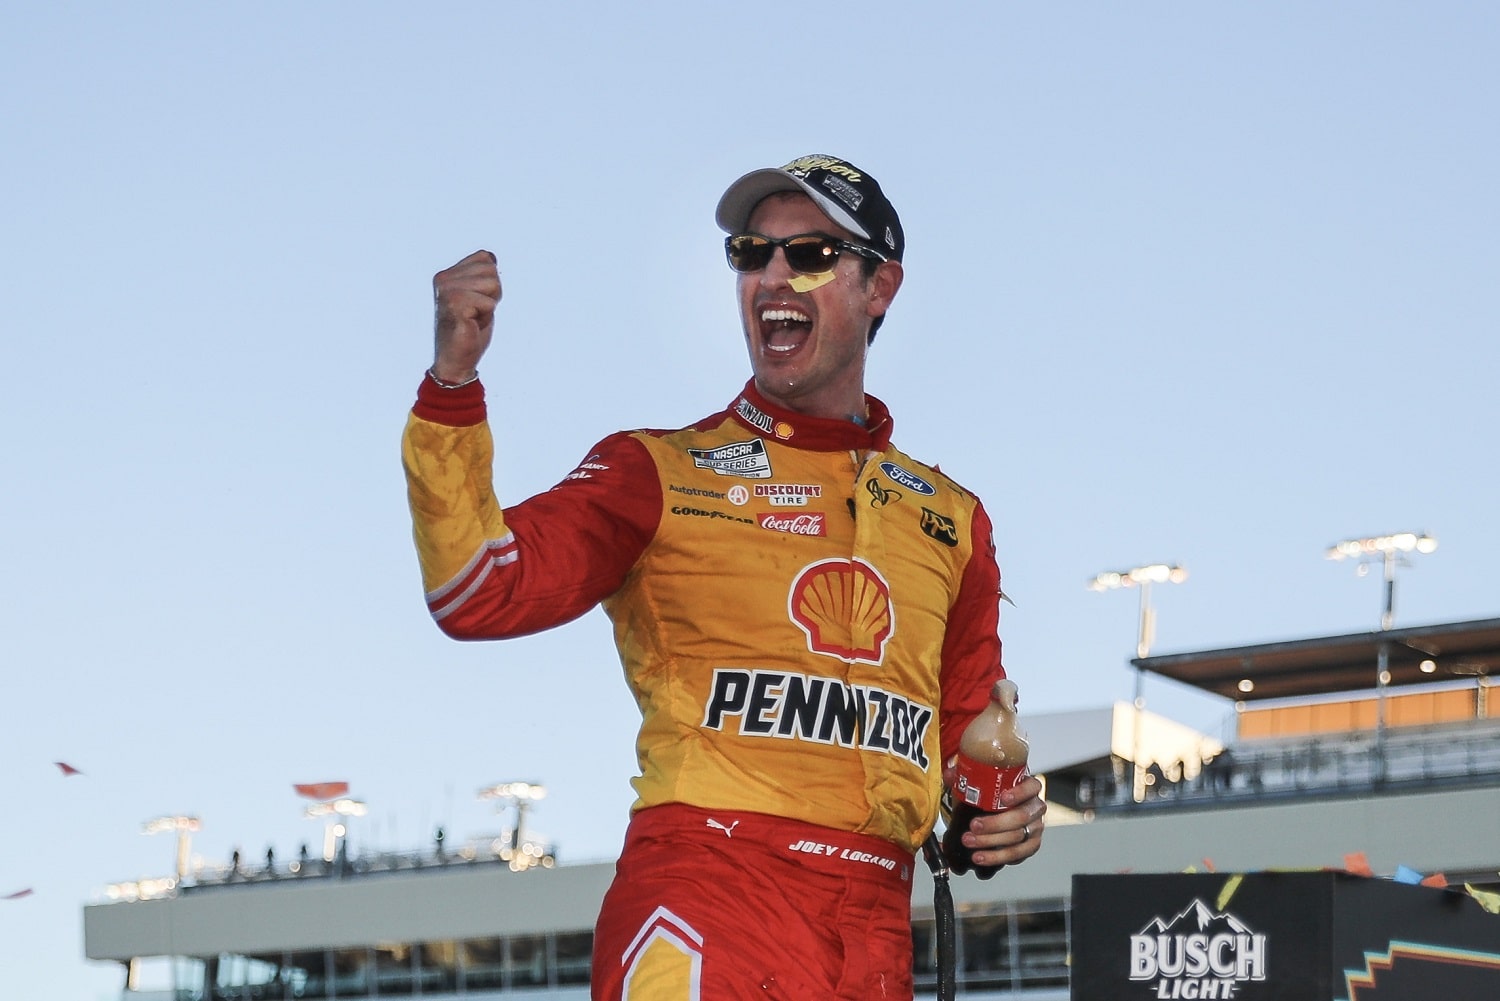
[937,499,1006,767]
[433,431,662,639]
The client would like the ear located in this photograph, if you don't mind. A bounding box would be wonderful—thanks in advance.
[865,260,904,319]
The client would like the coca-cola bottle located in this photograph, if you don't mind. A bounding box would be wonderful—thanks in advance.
[942,678,1030,879]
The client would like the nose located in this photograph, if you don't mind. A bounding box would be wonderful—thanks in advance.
[756,245,797,287]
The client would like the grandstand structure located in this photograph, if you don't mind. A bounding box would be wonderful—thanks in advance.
[83,617,1500,1000]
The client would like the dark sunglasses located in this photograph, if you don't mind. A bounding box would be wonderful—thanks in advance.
[725,232,888,276]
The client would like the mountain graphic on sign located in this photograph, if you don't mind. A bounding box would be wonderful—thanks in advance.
[1139,898,1253,936]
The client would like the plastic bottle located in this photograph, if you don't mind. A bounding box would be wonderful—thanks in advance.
[942,678,1030,879]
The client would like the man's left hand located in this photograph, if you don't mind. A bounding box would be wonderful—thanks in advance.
[959,775,1046,869]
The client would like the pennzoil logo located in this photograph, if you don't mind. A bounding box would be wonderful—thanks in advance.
[1130,899,1267,998]
[734,397,794,440]
[688,438,773,479]
[920,508,959,548]
[788,558,894,665]
[702,668,931,771]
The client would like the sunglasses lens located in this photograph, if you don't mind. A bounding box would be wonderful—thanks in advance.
[782,237,841,275]
[726,235,773,273]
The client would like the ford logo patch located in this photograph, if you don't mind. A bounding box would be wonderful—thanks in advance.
[879,461,935,495]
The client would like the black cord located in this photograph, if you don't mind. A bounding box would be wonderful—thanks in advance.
[920,833,957,1001]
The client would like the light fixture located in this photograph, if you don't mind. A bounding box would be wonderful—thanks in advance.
[142,815,201,883]
[1089,562,1189,803]
[1327,530,1439,785]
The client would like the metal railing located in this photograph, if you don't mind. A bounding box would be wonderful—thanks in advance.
[1087,718,1500,812]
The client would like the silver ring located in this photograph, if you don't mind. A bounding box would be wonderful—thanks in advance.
[1021,823,1032,841]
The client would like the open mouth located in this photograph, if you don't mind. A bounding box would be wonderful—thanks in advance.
[760,307,812,354]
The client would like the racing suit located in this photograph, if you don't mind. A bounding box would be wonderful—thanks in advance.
[403,376,1007,999]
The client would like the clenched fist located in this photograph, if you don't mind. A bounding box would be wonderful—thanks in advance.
[431,250,502,384]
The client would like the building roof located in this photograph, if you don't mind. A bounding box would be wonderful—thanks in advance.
[1132,616,1500,702]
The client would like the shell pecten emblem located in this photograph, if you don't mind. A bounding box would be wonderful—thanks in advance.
[788,558,895,665]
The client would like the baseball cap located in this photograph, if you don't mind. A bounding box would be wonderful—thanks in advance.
[715,154,904,262]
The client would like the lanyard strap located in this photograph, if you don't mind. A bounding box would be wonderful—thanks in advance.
[920,833,957,1001]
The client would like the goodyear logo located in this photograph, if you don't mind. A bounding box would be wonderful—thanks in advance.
[702,668,931,771]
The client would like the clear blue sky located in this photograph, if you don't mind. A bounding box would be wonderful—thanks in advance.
[3,4,1497,998]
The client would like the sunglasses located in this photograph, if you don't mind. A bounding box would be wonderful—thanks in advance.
[725,232,888,276]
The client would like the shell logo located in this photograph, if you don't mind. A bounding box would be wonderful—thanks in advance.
[788,558,895,665]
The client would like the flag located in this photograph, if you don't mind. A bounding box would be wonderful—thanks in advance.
[294,781,349,801]
[3,889,34,900]
[55,762,82,777]
[1342,851,1374,877]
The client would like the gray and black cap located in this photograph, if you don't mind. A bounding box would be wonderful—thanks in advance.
[715,154,905,262]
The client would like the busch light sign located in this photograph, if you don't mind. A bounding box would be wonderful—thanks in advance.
[1072,872,1500,1001]
[1129,898,1267,998]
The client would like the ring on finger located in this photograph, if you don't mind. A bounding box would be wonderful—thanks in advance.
[1021,822,1032,841]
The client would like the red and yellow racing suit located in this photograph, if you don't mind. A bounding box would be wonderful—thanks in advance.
[403,376,1007,999]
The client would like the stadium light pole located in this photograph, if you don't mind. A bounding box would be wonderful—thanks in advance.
[1088,563,1189,801]
[142,814,201,883]
[478,781,548,870]
[304,797,367,862]
[1326,531,1437,784]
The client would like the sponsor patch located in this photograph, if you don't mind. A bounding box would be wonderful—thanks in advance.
[920,507,959,548]
[701,667,931,771]
[866,478,900,508]
[735,397,774,436]
[758,512,827,537]
[788,558,894,664]
[726,485,749,506]
[755,483,822,508]
[564,453,611,481]
[670,505,754,526]
[734,397,796,441]
[668,484,726,500]
[688,438,773,479]
[879,461,935,496]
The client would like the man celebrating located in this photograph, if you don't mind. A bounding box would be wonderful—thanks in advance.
[403,154,1046,1000]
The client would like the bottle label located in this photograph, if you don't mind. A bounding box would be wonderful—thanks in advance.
[953,755,1030,812]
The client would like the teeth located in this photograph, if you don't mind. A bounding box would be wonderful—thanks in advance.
[762,308,810,323]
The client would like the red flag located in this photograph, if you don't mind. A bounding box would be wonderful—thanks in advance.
[1343,851,1374,877]
[294,781,349,801]
[3,889,34,900]
[1421,872,1449,889]
[55,762,82,777]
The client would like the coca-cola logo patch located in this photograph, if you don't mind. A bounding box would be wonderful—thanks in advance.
[759,512,828,537]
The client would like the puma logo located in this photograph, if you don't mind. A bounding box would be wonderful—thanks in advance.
[706,818,740,838]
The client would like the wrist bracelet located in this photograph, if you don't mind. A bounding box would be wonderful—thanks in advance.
[426,368,480,389]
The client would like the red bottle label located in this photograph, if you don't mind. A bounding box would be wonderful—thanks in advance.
[953,755,1030,812]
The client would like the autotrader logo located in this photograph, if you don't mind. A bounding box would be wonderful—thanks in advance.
[1130,898,1267,998]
